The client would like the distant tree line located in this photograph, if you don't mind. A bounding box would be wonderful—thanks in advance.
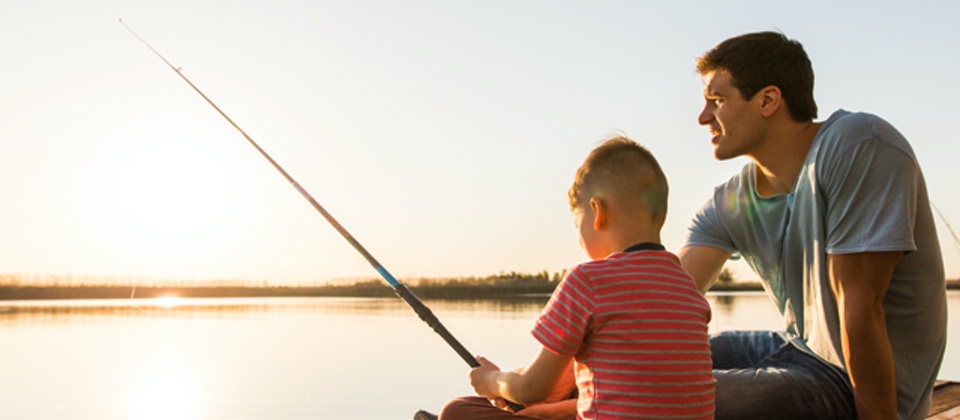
[0,270,566,300]
[1,270,955,300]
[408,270,564,299]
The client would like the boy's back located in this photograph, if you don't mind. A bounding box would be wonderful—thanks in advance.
[535,246,714,419]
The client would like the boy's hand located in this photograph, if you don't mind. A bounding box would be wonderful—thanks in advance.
[469,356,503,400]
[471,348,574,408]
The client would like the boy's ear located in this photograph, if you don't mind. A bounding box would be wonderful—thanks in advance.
[590,197,606,230]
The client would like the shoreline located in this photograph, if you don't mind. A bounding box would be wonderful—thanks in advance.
[1,280,957,301]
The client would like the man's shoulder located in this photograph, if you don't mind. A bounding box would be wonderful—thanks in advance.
[817,109,907,141]
[814,109,913,159]
[818,109,882,136]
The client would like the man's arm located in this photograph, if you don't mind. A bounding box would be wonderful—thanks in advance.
[680,245,732,294]
[829,251,902,420]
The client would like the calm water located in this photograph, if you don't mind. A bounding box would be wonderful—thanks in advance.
[2,292,958,419]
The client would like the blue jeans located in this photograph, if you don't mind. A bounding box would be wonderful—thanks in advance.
[712,330,856,420]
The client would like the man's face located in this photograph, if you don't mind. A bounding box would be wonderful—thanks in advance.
[698,70,766,160]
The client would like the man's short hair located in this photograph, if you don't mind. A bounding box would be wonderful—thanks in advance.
[697,31,817,122]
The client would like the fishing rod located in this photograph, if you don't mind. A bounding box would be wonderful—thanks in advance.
[119,20,523,411]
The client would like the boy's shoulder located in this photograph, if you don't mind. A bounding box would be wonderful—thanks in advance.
[573,250,682,275]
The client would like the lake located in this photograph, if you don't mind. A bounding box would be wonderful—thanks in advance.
[2,292,958,419]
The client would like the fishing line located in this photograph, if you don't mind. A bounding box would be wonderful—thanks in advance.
[933,203,960,262]
[119,19,523,411]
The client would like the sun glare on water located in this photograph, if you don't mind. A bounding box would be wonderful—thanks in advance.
[153,296,183,308]
[127,359,201,420]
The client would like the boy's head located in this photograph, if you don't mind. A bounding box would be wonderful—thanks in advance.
[568,136,668,258]
[696,31,817,122]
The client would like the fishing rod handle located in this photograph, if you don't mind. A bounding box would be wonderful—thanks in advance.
[393,285,525,412]
[393,284,477,365]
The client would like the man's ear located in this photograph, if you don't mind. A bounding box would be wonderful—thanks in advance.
[590,197,606,230]
[757,85,782,118]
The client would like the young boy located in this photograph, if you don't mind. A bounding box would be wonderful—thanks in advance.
[436,136,715,419]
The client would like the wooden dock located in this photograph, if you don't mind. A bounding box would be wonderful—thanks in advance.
[414,380,960,419]
[928,381,960,419]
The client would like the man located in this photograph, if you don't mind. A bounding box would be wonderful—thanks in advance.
[681,31,947,419]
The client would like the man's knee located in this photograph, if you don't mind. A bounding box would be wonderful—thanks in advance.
[710,330,785,369]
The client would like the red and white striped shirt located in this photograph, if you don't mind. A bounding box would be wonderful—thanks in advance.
[532,249,715,419]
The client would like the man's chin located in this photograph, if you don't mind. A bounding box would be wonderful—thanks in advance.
[713,146,733,161]
[710,137,730,160]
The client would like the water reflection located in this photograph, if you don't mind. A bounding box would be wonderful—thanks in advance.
[0,292,956,419]
[704,292,782,332]
[126,357,200,420]
[712,293,734,309]
[0,296,552,325]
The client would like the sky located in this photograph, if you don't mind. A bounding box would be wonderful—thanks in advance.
[1,0,958,285]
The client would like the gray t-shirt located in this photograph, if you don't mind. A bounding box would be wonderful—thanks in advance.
[685,109,947,419]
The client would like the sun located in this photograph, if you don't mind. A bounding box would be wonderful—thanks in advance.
[84,120,260,277]
[152,296,184,308]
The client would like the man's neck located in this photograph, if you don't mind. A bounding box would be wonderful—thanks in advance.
[753,120,820,197]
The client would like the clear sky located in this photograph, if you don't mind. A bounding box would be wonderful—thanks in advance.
[2,1,958,284]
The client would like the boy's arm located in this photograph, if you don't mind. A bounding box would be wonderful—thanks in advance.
[470,347,573,405]
[829,251,901,420]
[680,245,731,294]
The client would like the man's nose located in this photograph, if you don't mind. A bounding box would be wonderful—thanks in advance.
[697,104,714,126]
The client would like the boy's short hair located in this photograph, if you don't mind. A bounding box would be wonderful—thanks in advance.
[568,136,668,225]
[696,31,817,122]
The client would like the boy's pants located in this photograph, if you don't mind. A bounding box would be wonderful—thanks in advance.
[712,330,857,420]
[437,397,540,420]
